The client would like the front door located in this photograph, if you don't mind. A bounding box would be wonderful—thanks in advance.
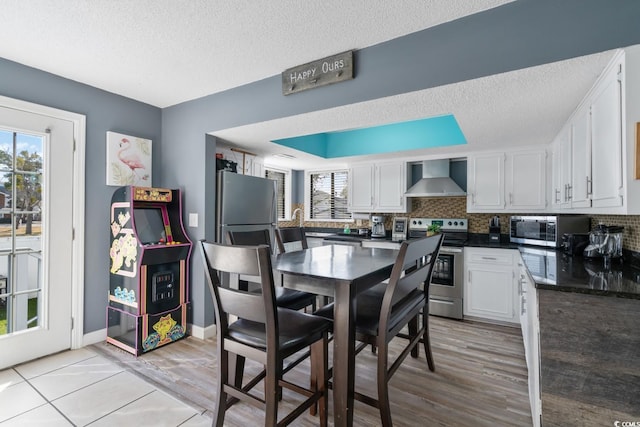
[0,102,76,369]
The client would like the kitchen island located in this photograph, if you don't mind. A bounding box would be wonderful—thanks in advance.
[532,253,640,426]
[538,290,640,425]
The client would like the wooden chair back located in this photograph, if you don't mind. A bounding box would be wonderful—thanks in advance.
[380,234,443,339]
[200,241,277,333]
[226,229,272,253]
[275,227,308,253]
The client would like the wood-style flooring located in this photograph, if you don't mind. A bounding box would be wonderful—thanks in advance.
[92,316,532,426]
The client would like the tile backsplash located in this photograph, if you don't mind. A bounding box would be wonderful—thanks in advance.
[278,198,640,252]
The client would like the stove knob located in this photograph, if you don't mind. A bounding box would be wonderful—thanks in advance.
[454,221,458,226]
[418,220,422,225]
[447,221,453,226]
[460,221,465,227]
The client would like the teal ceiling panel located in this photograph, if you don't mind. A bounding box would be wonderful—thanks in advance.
[272,115,466,159]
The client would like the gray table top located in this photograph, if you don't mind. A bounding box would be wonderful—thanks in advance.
[275,244,399,282]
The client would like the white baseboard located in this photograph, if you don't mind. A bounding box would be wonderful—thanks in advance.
[189,323,216,340]
[79,323,215,350]
[81,328,107,348]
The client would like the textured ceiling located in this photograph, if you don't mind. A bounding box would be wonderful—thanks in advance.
[0,0,512,107]
[214,50,616,169]
[0,1,620,169]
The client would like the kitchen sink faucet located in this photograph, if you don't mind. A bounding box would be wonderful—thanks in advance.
[291,208,303,227]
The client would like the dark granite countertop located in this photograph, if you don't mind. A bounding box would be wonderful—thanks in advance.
[306,229,640,299]
[535,252,640,299]
[467,233,640,299]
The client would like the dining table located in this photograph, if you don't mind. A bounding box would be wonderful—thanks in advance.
[274,244,400,427]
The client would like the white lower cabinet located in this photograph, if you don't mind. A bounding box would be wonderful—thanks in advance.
[466,248,540,424]
[464,248,518,324]
[517,256,541,427]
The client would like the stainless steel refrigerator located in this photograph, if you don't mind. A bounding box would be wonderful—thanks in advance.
[216,170,277,248]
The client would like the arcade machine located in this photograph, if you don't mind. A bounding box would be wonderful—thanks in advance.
[106,186,192,355]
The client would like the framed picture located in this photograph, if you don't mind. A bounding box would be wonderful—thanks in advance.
[636,122,640,179]
[106,131,152,186]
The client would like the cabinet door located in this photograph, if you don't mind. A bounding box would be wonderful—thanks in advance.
[348,164,374,212]
[550,138,564,208]
[570,106,592,208]
[464,248,517,323]
[468,153,505,211]
[507,150,546,210]
[527,280,541,427]
[251,158,265,178]
[375,161,406,212]
[465,264,515,322]
[590,64,623,208]
[559,128,573,208]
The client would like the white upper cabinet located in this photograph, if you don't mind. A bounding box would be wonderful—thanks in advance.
[467,153,505,211]
[570,105,592,208]
[375,161,407,211]
[348,163,375,211]
[507,150,547,210]
[551,105,591,210]
[348,161,407,213]
[590,61,624,208]
[251,157,265,178]
[547,47,640,214]
[551,126,572,209]
[468,149,546,213]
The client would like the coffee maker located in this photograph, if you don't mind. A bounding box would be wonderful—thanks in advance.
[583,224,624,267]
[371,215,386,238]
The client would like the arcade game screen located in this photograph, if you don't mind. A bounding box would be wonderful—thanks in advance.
[134,207,167,244]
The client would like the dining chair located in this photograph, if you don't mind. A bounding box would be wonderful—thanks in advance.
[315,234,443,427]
[227,229,316,312]
[274,227,308,253]
[275,227,331,308]
[200,240,330,427]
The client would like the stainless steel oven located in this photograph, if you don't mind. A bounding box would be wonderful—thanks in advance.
[409,218,467,319]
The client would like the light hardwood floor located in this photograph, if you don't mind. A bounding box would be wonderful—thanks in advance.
[92,316,532,426]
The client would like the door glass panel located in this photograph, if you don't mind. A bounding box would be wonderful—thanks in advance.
[0,253,8,335]
[0,129,43,335]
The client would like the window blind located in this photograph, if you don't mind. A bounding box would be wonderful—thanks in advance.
[309,170,350,220]
[265,169,286,220]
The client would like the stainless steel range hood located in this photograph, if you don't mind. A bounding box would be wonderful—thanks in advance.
[405,159,466,197]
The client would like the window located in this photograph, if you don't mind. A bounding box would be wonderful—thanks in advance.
[308,170,351,220]
[265,167,290,220]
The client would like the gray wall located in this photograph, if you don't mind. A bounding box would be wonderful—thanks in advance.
[0,58,162,333]
[2,0,640,334]
[162,0,640,329]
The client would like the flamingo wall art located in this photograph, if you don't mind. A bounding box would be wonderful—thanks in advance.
[106,131,152,186]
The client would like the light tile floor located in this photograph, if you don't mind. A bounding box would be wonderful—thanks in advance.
[0,347,212,426]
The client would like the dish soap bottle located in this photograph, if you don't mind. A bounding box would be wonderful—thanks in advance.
[343,224,351,234]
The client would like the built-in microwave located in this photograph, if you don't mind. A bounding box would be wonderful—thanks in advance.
[509,215,590,247]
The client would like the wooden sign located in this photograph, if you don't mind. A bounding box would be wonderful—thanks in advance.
[282,51,353,95]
